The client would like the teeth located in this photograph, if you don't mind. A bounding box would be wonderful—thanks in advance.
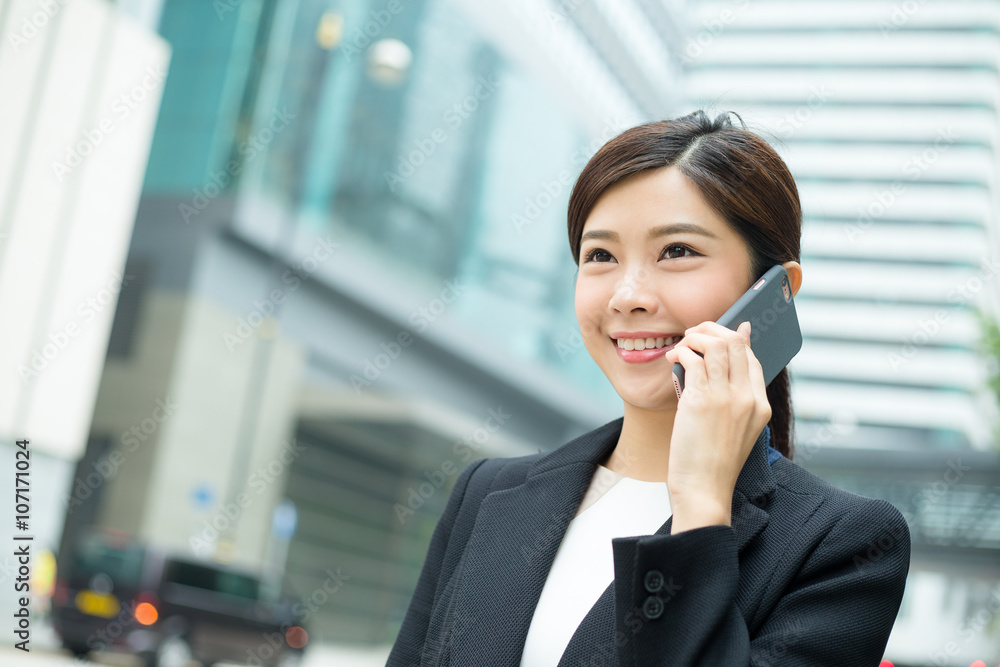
[616,336,680,350]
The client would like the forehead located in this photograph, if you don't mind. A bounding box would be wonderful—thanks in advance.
[582,166,733,238]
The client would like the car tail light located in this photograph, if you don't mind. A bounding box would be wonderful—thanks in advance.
[53,578,68,606]
[285,626,307,649]
[133,593,159,626]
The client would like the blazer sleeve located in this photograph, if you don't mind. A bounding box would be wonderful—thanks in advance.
[610,497,911,666]
[386,457,487,667]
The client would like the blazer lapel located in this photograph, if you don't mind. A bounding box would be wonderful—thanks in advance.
[447,417,776,667]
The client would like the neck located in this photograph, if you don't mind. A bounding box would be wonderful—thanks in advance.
[600,402,677,483]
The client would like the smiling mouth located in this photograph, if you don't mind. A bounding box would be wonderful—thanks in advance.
[609,335,683,351]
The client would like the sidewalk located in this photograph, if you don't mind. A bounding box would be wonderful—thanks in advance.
[300,643,390,667]
[0,640,391,667]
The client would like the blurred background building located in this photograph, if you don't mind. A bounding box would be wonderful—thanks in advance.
[0,0,998,665]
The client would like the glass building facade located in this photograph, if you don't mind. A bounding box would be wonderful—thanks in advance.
[7,0,996,662]
[146,0,628,403]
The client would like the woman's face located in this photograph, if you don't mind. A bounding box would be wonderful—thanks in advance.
[574,165,756,409]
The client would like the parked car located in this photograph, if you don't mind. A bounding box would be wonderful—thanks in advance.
[51,529,308,667]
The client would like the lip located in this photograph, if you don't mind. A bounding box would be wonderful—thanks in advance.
[609,331,682,339]
[610,334,682,364]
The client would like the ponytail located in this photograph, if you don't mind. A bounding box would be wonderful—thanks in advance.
[766,367,794,459]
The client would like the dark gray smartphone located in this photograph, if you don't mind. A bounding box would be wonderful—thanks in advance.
[672,264,802,399]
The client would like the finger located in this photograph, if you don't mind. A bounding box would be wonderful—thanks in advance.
[663,337,695,368]
[663,333,729,386]
[669,332,729,387]
[662,333,709,369]
[685,321,755,357]
[668,332,730,356]
[745,344,770,418]
[728,322,751,390]
[737,320,751,345]
[675,344,708,394]
[686,320,748,342]
[663,322,746,364]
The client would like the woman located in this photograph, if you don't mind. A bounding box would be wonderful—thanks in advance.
[387,110,911,666]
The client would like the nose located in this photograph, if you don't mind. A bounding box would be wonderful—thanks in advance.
[608,265,658,313]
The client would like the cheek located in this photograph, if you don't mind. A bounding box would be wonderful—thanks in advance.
[574,279,600,317]
[574,283,608,343]
[671,274,744,325]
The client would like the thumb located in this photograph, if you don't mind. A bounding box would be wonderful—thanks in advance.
[738,320,751,344]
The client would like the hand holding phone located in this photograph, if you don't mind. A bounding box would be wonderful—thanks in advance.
[672,264,802,399]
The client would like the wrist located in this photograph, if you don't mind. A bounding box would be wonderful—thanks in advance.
[669,492,732,534]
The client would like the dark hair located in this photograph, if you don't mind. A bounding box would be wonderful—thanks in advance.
[567,110,801,459]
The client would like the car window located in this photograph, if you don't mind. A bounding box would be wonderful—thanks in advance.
[163,560,260,600]
[69,537,145,589]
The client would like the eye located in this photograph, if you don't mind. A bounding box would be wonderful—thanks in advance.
[582,244,701,263]
[582,248,612,263]
[663,243,699,259]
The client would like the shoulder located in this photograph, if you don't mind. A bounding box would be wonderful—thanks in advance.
[769,456,910,574]
[459,450,543,495]
[772,455,905,520]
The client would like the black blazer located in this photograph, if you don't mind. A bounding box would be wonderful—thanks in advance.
[387,417,910,666]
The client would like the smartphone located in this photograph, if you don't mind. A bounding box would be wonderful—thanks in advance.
[672,264,802,399]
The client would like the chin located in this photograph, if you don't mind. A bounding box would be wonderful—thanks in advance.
[615,383,678,410]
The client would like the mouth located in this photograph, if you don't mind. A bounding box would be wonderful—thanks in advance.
[610,334,683,364]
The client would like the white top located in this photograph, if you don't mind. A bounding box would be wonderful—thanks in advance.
[519,465,673,667]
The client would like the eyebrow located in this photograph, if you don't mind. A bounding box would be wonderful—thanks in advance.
[580,223,719,243]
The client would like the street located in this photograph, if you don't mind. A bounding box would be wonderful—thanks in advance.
[0,619,390,667]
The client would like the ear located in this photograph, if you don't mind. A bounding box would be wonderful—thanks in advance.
[781,260,802,297]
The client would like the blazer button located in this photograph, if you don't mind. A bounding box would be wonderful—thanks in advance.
[642,595,664,620]
[643,569,664,593]
[750,495,767,508]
